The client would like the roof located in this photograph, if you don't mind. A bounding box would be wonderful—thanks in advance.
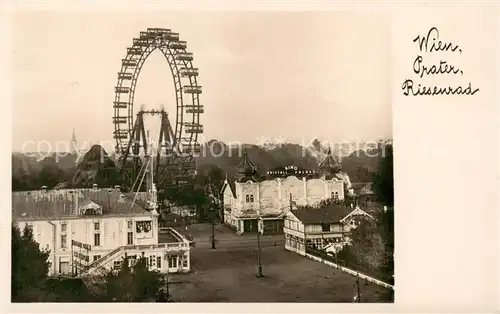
[235,150,258,181]
[220,179,236,198]
[290,204,355,224]
[12,188,151,220]
[318,148,341,173]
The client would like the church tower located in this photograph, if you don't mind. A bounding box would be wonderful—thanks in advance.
[71,128,77,154]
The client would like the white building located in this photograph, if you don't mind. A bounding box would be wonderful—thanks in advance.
[12,186,191,277]
[221,149,352,235]
[283,203,374,256]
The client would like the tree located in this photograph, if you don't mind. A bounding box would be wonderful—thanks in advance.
[105,257,164,302]
[372,144,394,206]
[11,224,51,302]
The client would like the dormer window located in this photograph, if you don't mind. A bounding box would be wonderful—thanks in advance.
[79,200,103,216]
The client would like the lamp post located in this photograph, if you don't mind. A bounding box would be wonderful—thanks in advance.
[256,210,263,278]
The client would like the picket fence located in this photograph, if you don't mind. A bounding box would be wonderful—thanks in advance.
[305,253,394,290]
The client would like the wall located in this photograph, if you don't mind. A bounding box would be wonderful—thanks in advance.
[16,213,158,273]
[232,176,344,212]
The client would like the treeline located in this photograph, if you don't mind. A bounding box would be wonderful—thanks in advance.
[12,141,391,192]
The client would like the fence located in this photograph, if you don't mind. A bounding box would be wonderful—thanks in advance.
[305,248,394,290]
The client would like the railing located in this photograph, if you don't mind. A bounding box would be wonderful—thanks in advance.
[305,247,394,288]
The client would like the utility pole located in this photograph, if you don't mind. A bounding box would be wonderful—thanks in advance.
[256,210,263,278]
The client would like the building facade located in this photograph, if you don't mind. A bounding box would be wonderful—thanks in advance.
[221,149,351,235]
[12,186,191,277]
[283,204,374,256]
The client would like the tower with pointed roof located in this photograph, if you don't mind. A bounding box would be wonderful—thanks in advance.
[235,149,258,182]
[318,148,341,179]
[71,128,77,154]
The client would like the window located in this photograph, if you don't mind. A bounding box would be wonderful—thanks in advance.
[249,195,254,202]
[60,235,67,248]
[113,261,121,270]
[245,195,250,202]
[127,220,133,230]
[93,255,101,262]
[94,233,101,246]
[127,232,133,245]
[321,223,330,232]
[157,256,162,268]
[182,255,188,267]
[61,223,67,232]
[94,222,100,231]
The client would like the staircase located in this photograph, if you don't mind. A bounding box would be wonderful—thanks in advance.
[79,246,124,277]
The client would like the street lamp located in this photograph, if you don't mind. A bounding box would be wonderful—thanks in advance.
[256,210,263,278]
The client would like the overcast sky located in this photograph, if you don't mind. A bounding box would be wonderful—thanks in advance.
[12,11,391,153]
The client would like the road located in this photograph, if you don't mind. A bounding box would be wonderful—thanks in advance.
[163,223,285,250]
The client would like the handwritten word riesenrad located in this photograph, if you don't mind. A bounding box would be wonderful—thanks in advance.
[401,27,480,96]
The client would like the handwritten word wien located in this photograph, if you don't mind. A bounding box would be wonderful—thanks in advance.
[402,27,479,96]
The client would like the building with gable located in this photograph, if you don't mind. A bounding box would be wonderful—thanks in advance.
[12,184,191,277]
[220,149,354,235]
[283,203,374,256]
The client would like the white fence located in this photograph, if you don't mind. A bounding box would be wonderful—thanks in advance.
[305,253,394,290]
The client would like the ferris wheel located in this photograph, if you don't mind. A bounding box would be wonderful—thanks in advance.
[113,28,203,190]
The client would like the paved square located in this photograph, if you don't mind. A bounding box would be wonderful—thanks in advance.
[163,224,392,302]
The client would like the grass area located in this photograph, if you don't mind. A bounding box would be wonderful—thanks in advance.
[168,246,393,302]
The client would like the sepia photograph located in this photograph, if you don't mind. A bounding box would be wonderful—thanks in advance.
[11,11,394,303]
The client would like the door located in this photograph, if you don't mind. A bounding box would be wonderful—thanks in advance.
[59,260,70,275]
